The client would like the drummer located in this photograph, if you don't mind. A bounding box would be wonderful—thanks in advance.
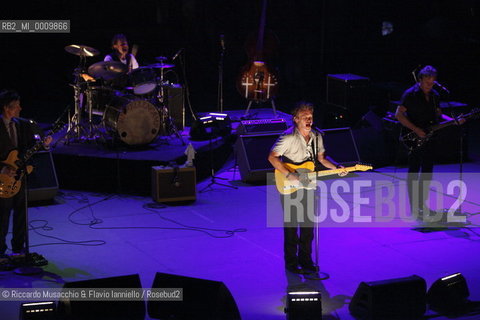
[104,34,139,72]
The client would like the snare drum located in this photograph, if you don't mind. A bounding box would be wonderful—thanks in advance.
[103,95,161,145]
[129,67,157,95]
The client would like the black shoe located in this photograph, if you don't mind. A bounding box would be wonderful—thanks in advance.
[286,265,304,274]
[301,264,319,274]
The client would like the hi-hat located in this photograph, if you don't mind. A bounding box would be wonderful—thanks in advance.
[147,63,175,69]
[88,61,127,80]
[155,56,168,62]
[65,44,99,57]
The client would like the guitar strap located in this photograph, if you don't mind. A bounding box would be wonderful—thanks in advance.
[312,131,320,171]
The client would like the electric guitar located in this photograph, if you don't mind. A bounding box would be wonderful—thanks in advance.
[275,162,373,195]
[400,108,480,151]
[0,120,63,198]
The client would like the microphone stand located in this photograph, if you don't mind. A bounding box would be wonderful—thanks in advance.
[311,129,329,280]
[14,172,44,275]
[445,95,468,224]
[199,128,237,193]
[217,40,225,112]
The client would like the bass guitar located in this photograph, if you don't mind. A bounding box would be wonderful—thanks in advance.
[275,162,373,195]
[400,108,479,151]
[0,120,63,198]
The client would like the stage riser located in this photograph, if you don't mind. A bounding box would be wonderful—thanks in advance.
[53,142,232,195]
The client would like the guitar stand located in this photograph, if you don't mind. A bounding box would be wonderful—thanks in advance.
[243,99,278,118]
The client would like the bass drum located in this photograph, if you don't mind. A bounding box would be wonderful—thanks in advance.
[103,95,161,145]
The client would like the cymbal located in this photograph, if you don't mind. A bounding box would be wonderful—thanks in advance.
[147,63,175,69]
[65,44,99,57]
[88,61,128,80]
[155,56,168,62]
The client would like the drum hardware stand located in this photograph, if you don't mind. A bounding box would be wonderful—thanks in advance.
[84,85,109,143]
[217,35,225,112]
[200,130,237,193]
[64,64,88,144]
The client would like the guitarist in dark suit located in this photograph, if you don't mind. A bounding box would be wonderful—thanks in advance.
[268,102,347,274]
[395,66,464,217]
[0,90,51,263]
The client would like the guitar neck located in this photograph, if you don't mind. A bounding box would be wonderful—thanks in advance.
[306,166,357,179]
[429,120,455,133]
[255,0,268,60]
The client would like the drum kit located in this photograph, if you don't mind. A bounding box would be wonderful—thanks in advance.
[63,44,183,146]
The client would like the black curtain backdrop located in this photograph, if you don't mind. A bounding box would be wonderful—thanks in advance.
[1,0,479,123]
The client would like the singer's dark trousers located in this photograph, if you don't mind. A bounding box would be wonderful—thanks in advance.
[407,141,435,213]
[281,189,315,269]
[0,183,26,255]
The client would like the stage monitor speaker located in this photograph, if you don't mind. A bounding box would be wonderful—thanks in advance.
[321,127,360,164]
[427,273,469,315]
[166,84,185,131]
[152,166,196,202]
[349,274,427,320]
[58,274,145,320]
[27,151,59,202]
[235,132,281,183]
[147,272,241,320]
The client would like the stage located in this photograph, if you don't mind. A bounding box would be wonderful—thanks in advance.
[1,159,480,319]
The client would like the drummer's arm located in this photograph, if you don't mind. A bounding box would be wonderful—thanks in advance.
[104,55,113,62]
[130,55,139,70]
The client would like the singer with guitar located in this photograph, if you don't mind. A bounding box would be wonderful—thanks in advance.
[395,65,465,218]
[0,90,52,265]
[268,102,347,275]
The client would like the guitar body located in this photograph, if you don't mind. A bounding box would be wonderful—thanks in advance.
[275,161,315,195]
[399,129,433,151]
[275,162,373,195]
[400,108,479,152]
[0,149,33,198]
[237,62,278,102]
[0,118,64,199]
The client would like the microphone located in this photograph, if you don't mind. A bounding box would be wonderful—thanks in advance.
[434,81,450,94]
[313,127,325,136]
[220,34,225,51]
[172,48,184,61]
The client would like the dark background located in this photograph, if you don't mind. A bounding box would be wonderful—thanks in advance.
[1,0,480,124]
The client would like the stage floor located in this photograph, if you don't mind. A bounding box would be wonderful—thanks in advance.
[1,160,480,319]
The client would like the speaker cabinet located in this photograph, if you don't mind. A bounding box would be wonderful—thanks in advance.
[151,166,196,202]
[321,127,360,164]
[166,85,185,131]
[58,274,145,320]
[27,151,59,202]
[349,275,427,320]
[235,132,281,183]
[327,73,370,123]
[147,272,241,320]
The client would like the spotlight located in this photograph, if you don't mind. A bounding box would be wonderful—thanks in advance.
[381,21,394,36]
[285,290,322,320]
[20,301,56,320]
[427,273,469,315]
